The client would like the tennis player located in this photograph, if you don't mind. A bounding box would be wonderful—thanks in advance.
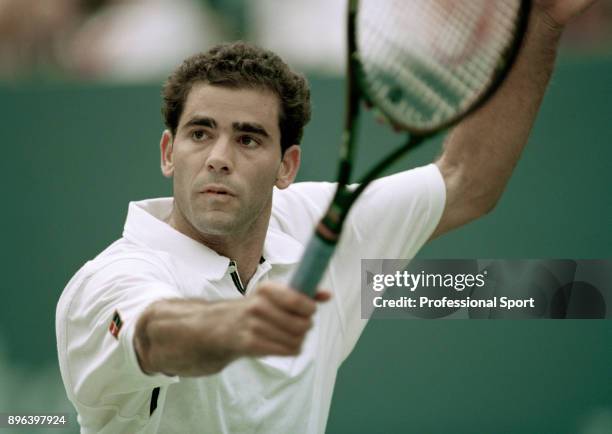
[56,1,595,432]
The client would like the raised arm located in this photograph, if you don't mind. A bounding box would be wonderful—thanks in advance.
[431,0,597,239]
[134,283,330,377]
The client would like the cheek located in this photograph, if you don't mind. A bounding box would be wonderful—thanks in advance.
[255,162,280,187]
[172,160,188,189]
[174,149,202,182]
[172,154,202,201]
[242,164,277,201]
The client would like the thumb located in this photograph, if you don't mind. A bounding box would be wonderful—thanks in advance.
[314,290,332,302]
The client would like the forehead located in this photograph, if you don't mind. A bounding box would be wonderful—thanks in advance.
[179,83,281,135]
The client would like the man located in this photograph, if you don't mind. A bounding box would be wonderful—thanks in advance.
[56,1,595,432]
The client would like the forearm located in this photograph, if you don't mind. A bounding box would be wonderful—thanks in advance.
[133,283,323,378]
[436,7,564,220]
[134,299,239,377]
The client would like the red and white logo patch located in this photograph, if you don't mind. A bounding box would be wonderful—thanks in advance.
[109,310,123,339]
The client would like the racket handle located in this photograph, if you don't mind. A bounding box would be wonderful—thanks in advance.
[290,233,336,297]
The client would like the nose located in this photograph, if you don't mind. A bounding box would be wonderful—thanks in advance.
[206,136,234,175]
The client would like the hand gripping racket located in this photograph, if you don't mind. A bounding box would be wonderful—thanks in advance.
[291,0,531,296]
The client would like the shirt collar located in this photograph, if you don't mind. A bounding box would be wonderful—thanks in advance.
[122,198,303,280]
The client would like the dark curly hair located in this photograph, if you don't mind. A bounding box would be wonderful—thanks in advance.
[162,42,311,154]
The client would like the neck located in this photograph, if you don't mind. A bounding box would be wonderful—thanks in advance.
[166,205,270,286]
[196,225,268,286]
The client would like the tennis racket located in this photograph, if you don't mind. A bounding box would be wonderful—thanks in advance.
[291,0,531,296]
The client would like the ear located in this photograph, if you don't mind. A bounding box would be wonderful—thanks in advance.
[275,145,301,189]
[160,130,174,178]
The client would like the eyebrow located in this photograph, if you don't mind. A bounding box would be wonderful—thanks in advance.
[182,117,270,138]
[184,116,217,129]
[232,122,270,138]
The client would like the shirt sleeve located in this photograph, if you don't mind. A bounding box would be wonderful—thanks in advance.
[270,181,336,246]
[56,256,181,420]
[329,163,447,360]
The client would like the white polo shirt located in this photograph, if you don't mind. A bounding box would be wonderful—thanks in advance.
[56,164,445,434]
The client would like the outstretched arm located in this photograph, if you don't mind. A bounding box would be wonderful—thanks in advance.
[431,0,597,239]
[134,283,330,377]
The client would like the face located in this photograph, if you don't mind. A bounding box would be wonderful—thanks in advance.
[160,83,300,240]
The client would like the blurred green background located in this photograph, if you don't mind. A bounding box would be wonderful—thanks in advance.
[1,56,611,434]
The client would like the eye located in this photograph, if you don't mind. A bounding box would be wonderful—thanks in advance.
[191,130,209,141]
[238,135,260,148]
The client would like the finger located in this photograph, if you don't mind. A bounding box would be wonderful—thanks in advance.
[240,321,303,357]
[244,339,299,357]
[258,283,317,317]
[314,290,332,302]
[247,297,312,336]
[251,318,304,351]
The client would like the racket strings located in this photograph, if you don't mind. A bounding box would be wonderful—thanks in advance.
[357,0,522,130]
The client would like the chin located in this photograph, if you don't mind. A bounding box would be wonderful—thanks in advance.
[193,214,239,236]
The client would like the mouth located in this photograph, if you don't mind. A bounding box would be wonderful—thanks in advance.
[200,184,236,197]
